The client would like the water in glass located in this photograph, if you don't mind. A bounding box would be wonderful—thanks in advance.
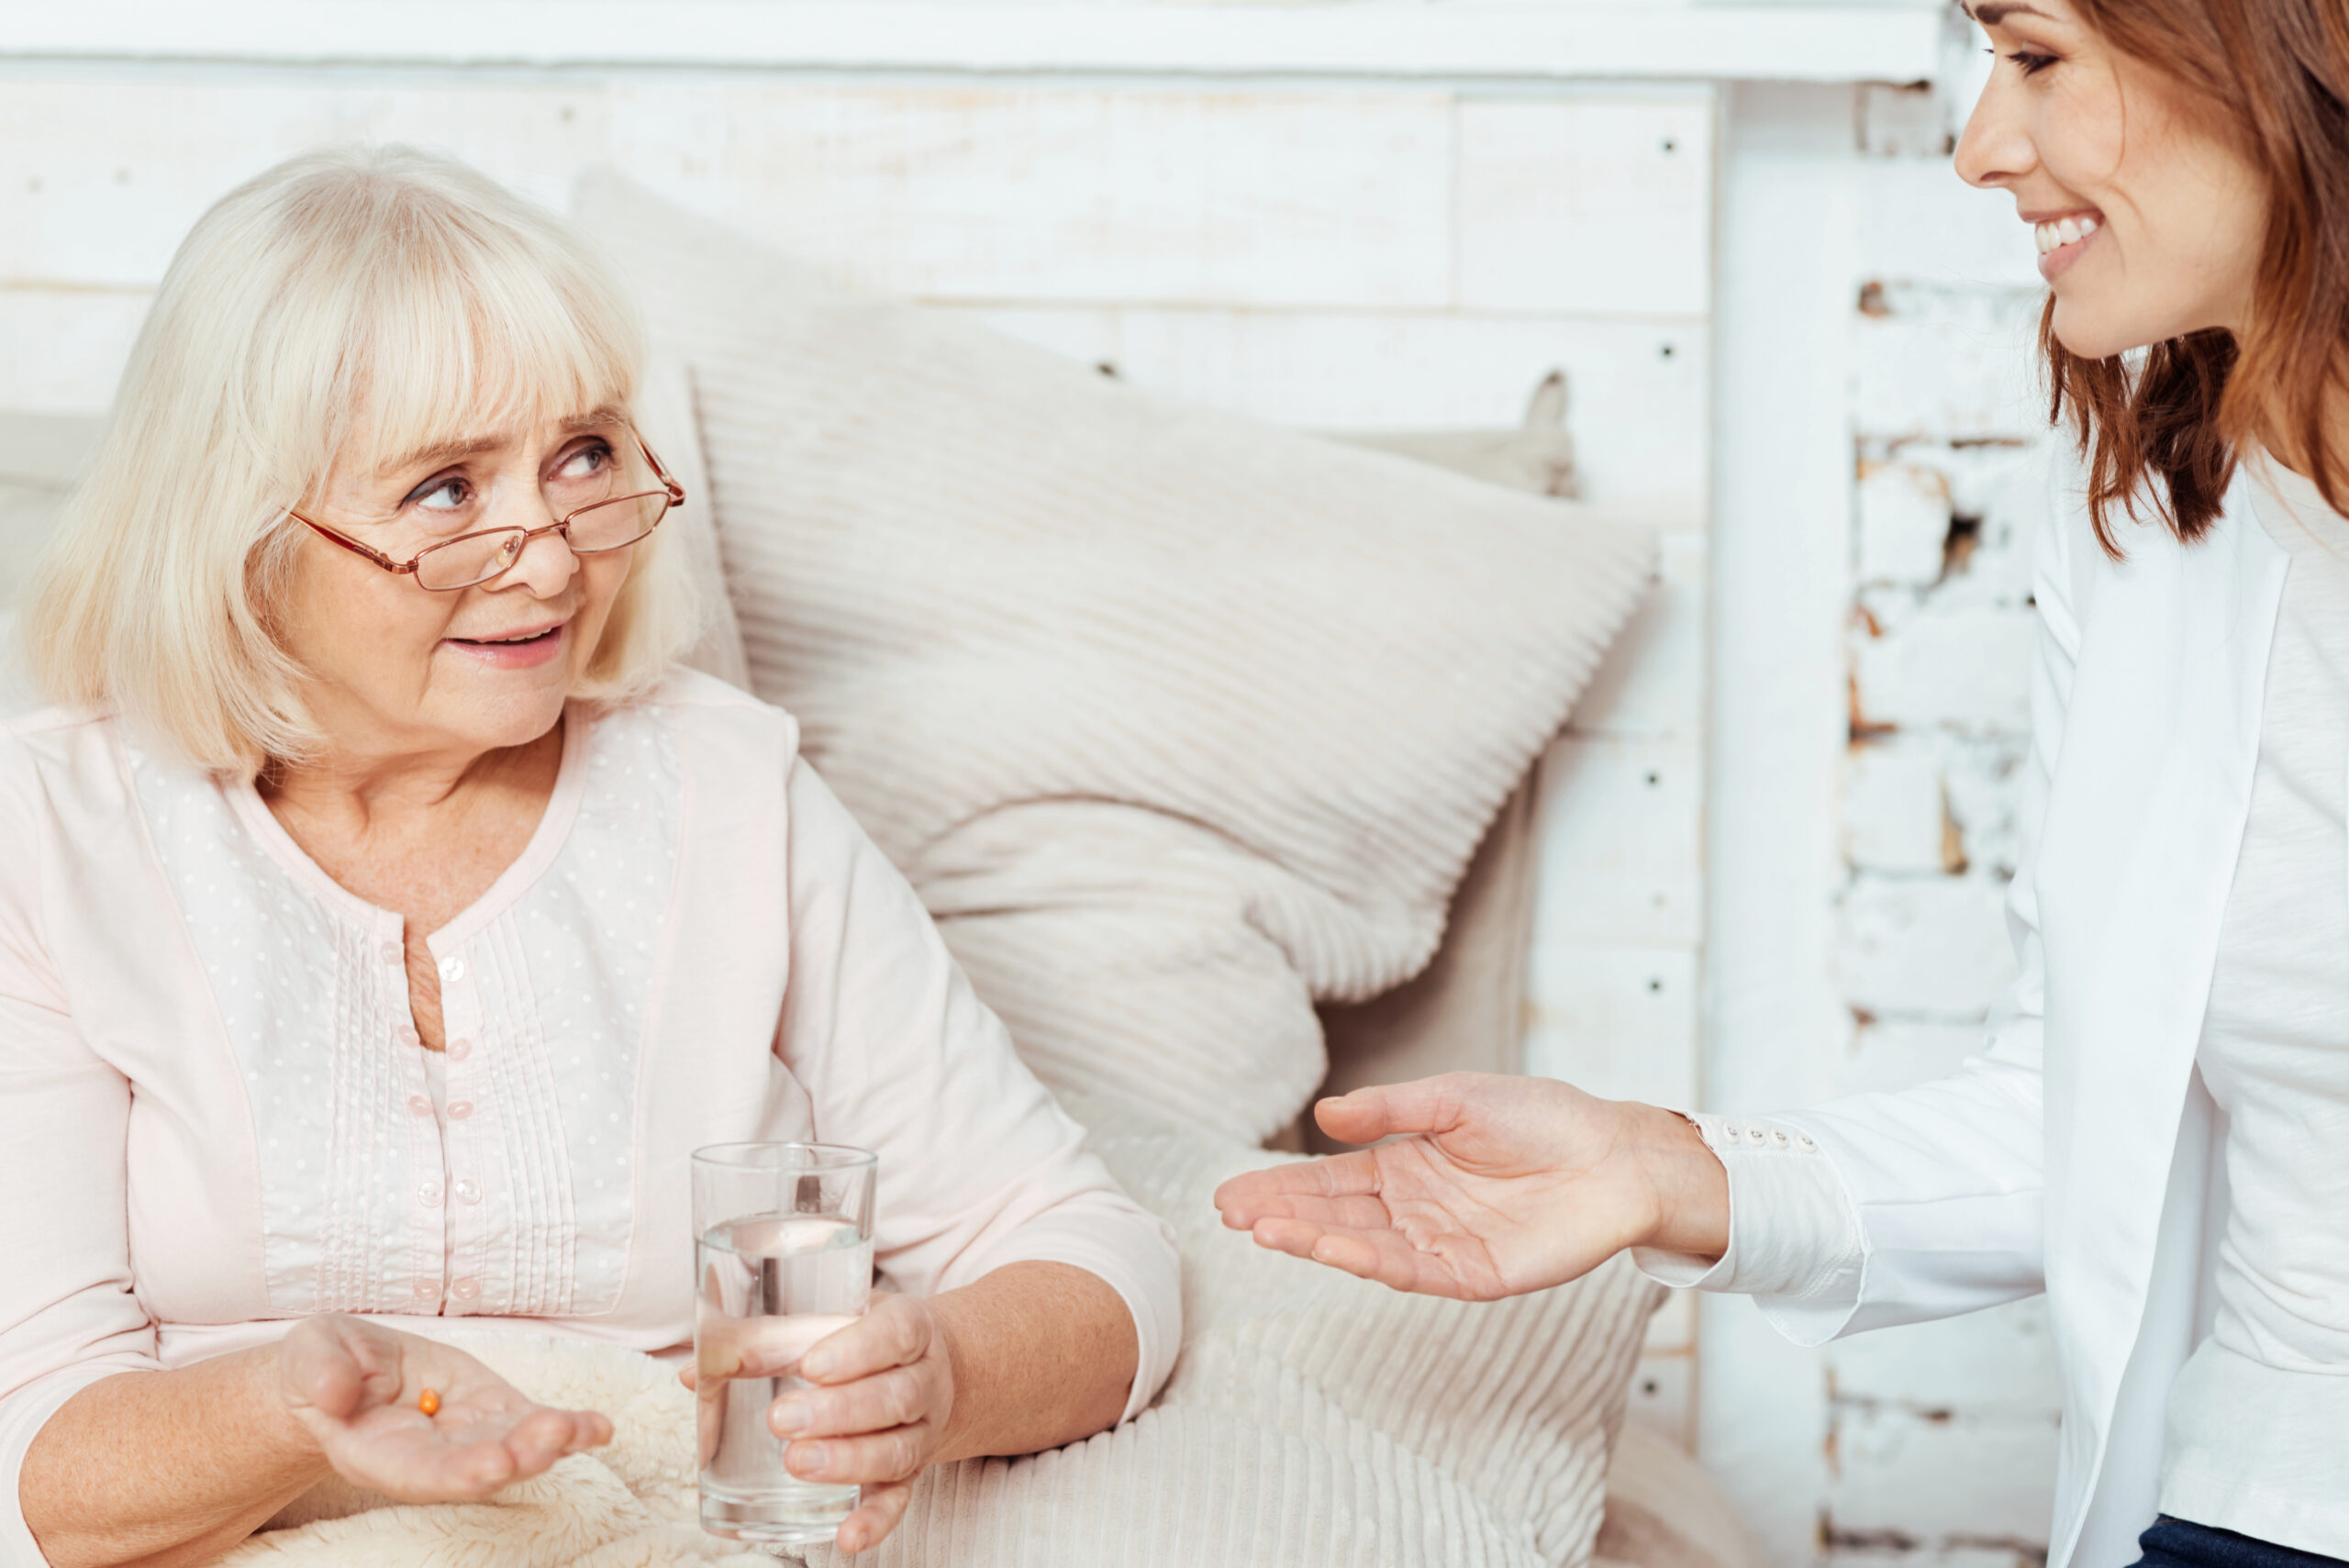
[696,1213,874,1546]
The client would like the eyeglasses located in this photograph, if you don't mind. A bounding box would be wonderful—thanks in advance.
[286,431,687,592]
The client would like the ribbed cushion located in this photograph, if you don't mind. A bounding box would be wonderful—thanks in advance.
[573,173,1653,1143]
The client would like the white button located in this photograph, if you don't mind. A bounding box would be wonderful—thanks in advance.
[417,1181,443,1207]
[453,1178,481,1206]
[447,1038,473,1061]
[380,940,403,964]
[1744,1126,1767,1147]
[412,1278,435,1299]
[395,1024,419,1048]
[1797,1134,1818,1151]
[1716,1120,1742,1144]
[440,957,465,982]
[407,1095,433,1118]
[1770,1129,1791,1149]
[451,1277,479,1301]
[448,1100,473,1121]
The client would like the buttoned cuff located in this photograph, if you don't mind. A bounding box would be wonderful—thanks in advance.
[1631,1110,1866,1318]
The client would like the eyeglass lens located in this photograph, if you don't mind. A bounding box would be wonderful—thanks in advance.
[412,493,671,591]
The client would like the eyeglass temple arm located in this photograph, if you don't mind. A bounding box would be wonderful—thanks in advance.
[634,432,687,506]
[285,509,412,573]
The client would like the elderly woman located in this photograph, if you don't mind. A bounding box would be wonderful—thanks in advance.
[0,146,1178,1568]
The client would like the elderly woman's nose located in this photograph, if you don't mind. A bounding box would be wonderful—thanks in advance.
[503,526,583,595]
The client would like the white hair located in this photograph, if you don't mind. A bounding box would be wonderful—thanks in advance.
[23,143,697,774]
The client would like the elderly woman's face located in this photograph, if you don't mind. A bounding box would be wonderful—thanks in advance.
[282,409,640,762]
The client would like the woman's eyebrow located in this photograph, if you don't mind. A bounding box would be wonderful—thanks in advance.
[377,434,506,478]
[1967,2,2054,22]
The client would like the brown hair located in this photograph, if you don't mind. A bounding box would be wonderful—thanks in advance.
[2047,0,2349,555]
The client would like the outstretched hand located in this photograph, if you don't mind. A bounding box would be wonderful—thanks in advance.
[276,1314,613,1502]
[1212,1073,1726,1300]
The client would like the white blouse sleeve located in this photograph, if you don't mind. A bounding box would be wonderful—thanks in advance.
[1630,1112,1867,1344]
[0,765,162,1566]
[1633,458,2088,1348]
[772,755,1179,1420]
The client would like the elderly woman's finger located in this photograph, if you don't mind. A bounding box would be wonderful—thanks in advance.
[770,1363,929,1440]
[801,1297,930,1384]
[837,1479,916,1554]
[785,1421,934,1487]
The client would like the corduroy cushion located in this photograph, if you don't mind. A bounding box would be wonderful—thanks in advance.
[573,173,1653,1145]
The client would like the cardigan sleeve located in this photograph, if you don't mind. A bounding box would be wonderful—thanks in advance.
[0,755,161,1567]
[771,755,1180,1421]
[1634,456,2086,1347]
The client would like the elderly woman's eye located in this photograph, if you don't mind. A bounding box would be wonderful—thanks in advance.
[409,476,473,512]
[557,442,613,480]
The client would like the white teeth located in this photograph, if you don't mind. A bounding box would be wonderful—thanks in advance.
[2033,216,2099,255]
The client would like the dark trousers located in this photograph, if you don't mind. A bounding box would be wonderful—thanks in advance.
[2130,1518,2348,1568]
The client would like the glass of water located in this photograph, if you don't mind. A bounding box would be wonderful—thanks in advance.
[692,1142,878,1551]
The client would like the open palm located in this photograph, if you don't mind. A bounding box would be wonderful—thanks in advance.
[1213,1073,1696,1300]
[276,1314,613,1502]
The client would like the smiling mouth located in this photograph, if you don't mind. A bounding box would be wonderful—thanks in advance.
[2034,212,2102,254]
[451,626,562,648]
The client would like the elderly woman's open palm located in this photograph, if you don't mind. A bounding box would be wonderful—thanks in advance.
[1213,1073,1729,1300]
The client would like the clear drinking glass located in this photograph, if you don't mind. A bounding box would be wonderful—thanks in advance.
[692,1142,878,1550]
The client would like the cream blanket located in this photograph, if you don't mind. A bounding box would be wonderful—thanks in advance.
[224,1105,1660,1568]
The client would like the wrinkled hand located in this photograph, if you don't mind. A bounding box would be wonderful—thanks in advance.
[1212,1073,1726,1300]
[276,1314,613,1501]
[684,1294,954,1554]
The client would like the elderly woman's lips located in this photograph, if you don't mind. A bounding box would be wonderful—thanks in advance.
[445,623,567,668]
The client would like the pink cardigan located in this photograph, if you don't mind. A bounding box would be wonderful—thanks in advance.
[0,668,1178,1562]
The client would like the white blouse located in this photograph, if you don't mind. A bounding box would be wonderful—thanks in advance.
[0,667,1179,1563]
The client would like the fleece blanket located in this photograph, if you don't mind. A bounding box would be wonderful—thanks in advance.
[223,1104,1661,1568]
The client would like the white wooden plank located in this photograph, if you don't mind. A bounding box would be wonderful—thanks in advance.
[0,4,1949,86]
[1457,95,1715,317]
[1523,942,1699,1106]
[0,288,150,413]
[1527,736,1704,947]
[1625,1351,1697,1450]
[607,83,1457,309]
[1567,526,1705,739]
[1644,1284,1697,1355]
[956,306,1708,513]
[0,81,610,286]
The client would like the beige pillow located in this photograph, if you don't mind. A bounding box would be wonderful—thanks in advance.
[574,172,1652,1143]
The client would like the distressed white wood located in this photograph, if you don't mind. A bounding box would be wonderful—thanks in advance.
[0,288,149,413]
[1527,737,1704,949]
[1644,1285,1697,1355]
[960,306,1707,511]
[607,83,1458,309]
[1456,95,1715,317]
[1524,943,1699,1106]
[0,81,610,286]
[1700,81,1858,1565]
[1568,527,1707,737]
[1626,1351,1697,1450]
[0,3,1948,85]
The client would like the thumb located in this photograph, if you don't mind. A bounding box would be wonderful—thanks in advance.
[1312,1074,1475,1145]
[278,1317,392,1422]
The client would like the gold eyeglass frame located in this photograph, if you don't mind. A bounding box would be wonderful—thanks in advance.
[285,429,686,592]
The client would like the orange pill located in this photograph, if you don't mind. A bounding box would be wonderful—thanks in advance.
[417,1388,441,1417]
